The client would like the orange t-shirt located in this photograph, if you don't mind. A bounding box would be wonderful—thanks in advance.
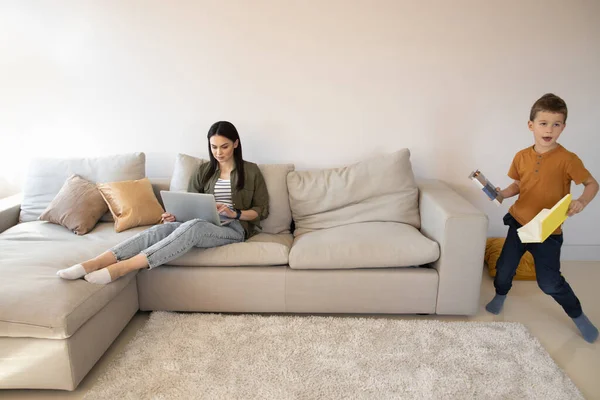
[508,144,590,234]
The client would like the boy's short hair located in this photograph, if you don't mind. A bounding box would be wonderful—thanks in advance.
[530,93,568,122]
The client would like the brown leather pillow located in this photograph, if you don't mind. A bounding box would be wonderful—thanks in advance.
[39,175,108,235]
[97,178,164,233]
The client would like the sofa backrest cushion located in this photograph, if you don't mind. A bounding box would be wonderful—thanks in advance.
[168,153,295,234]
[257,164,295,234]
[169,153,207,192]
[286,149,420,236]
[20,153,146,223]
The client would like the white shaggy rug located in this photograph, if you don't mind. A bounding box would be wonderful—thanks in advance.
[85,312,582,400]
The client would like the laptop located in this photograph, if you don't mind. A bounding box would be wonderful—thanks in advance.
[160,191,233,226]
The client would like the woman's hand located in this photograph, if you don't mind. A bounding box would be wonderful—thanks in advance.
[216,203,237,218]
[161,212,176,223]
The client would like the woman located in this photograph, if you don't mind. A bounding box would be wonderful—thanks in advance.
[57,121,269,284]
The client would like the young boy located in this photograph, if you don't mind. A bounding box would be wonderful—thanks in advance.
[485,93,599,343]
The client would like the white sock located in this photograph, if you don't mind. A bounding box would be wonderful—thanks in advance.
[84,268,112,285]
[57,264,87,280]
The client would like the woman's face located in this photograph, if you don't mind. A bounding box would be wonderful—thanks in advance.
[210,134,238,164]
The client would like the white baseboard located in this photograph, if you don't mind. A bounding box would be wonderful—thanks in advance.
[561,245,600,261]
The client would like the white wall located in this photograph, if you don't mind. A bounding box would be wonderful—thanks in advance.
[1,0,599,259]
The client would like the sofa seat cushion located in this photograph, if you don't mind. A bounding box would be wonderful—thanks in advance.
[288,222,439,270]
[166,233,293,267]
[0,222,149,340]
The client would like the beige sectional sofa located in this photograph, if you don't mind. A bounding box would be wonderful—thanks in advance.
[0,150,488,390]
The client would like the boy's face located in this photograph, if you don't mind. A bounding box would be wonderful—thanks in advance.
[528,111,566,153]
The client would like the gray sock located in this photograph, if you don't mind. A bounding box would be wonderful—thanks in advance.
[573,313,598,343]
[485,294,507,315]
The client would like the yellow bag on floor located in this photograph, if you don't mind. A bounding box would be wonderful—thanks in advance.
[485,238,536,280]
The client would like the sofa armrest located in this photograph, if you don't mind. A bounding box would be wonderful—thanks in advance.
[418,180,488,315]
[0,193,22,234]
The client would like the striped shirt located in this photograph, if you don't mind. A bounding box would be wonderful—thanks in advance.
[214,179,233,208]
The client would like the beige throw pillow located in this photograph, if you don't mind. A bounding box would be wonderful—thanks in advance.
[39,175,108,235]
[97,178,164,233]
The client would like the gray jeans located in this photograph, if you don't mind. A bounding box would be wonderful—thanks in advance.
[110,219,245,269]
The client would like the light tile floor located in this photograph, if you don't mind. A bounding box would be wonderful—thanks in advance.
[3,261,599,399]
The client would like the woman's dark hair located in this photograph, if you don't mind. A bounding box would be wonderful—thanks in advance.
[202,121,245,190]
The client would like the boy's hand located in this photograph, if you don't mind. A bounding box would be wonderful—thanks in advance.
[567,200,586,216]
[495,187,504,198]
